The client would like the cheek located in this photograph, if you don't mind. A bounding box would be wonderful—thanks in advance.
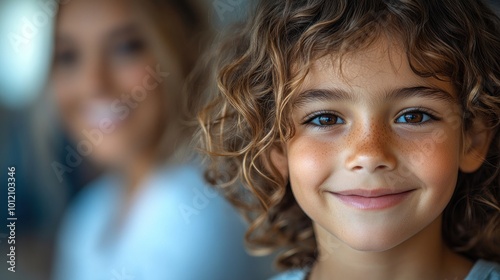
[114,57,165,135]
[287,135,340,201]
[115,66,148,90]
[407,130,461,203]
[421,148,458,186]
[52,74,75,108]
[125,82,167,153]
[112,55,158,92]
[134,93,165,133]
[50,79,81,129]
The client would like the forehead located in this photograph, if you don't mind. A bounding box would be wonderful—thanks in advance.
[295,37,456,101]
[56,0,136,41]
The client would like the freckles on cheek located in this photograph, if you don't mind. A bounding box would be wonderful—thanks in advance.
[288,136,338,193]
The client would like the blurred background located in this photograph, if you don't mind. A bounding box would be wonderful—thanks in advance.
[0,0,500,280]
[0,0,273,280]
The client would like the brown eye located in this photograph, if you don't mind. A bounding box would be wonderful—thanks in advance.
[319,115,337,125]
[404,113,423,123]
[309,114,344,126]
[396,111,432,124]
[113,39,145,56]
[55,50,78,67]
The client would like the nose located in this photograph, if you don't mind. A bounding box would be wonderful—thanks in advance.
[344,121,397,173]
[77,54,110,97]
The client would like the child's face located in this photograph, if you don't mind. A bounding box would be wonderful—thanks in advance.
[279,38,475,252]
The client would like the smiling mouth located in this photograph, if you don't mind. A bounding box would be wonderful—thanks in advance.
[83,100,125,128]
[328,189,416,210]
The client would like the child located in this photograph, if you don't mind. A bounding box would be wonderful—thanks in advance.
[198,0,500,279]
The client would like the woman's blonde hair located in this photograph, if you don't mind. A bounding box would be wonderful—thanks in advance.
[198,0,500,270]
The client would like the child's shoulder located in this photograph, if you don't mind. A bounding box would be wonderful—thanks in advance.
[269,269,308,280]
[268,260,500,280]
[466,259,500,280]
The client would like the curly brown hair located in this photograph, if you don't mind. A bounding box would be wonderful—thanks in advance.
[197,0,500,270]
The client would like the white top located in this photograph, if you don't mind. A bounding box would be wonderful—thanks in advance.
[271,259,500,280]
[53,163,275,280]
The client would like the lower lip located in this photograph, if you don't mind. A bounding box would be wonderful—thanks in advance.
[330,190,414,210]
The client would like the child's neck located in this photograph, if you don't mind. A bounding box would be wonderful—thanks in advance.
[309,215,473,280]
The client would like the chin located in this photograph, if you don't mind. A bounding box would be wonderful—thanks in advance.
[343,237,402,252]
[332,225,411,253]
[87,140,128,166]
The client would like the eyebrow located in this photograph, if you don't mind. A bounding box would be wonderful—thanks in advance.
[105,23,139,41]
[55,23,139,46]
[292,86,456,108]
[55,35,74,46]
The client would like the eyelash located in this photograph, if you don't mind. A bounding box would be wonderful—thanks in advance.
[302,108,440,129]
[113,39,145,56]
[55,50,78,67]
[395,108,440,125]
[302,110,345,129]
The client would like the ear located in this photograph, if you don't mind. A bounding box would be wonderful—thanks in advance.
[269,143,289,181]
[459,118,494,173]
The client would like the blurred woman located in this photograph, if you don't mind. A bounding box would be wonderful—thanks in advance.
[49,0,274,279]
